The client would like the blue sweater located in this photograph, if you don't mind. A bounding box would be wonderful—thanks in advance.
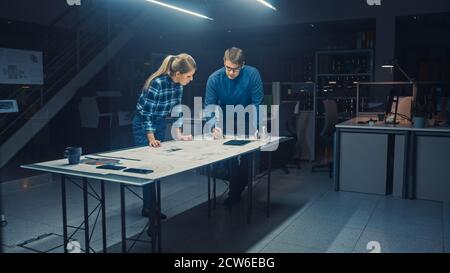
[205,65,263,131]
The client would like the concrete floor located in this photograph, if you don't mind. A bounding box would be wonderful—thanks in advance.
[1,165,449,253]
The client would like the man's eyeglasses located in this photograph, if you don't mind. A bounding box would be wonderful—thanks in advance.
[224,65,243,73]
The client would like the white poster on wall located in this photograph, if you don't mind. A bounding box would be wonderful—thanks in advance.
[0,47,43,85]
[0,100,19,113]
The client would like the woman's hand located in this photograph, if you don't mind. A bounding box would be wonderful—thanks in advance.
[149,139,161,147]
[147,132,161,148]
[178,134,193,141]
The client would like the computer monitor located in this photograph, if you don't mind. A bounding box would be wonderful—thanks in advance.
[393,96,412,120]
[385,95,412,124]
[357,83,413,117]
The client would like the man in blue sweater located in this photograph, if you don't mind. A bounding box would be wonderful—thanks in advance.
[205,47,263,206]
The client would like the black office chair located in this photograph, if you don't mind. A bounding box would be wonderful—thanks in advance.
[272,101,301,173]
[312,99,338,178]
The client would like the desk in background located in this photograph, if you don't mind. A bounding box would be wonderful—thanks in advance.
[334,117,450,202]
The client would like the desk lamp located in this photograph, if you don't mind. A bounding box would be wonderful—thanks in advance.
[382,60,416,124]
[381,59,414,83]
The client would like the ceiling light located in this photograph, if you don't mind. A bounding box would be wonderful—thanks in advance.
[144,0,213,20]
[255,0,277,11]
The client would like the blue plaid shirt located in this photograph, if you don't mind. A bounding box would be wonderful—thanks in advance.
[136,75,183,133]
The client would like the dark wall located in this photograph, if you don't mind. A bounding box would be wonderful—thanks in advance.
[396,13,450,81]
[0,0,68,26]
[115,19,375,90]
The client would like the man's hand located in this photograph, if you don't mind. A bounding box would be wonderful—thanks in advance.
[178,134,193,141]
[175,127,193,141]
[212,127,223,139]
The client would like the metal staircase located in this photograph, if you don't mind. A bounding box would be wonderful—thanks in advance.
[0,0,149,168]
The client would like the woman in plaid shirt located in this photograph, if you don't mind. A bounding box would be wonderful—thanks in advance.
[132,53,196,220]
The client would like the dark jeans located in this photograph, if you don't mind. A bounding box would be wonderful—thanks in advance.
[132,114,169,210]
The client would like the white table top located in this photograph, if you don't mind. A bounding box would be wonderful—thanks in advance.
[22,136,289,186]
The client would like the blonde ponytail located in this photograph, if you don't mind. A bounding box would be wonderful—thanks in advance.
[143,53,196,90]
[143,55,174,90]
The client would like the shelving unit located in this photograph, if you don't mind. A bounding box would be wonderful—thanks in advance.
[315,49,374,120]
[314,49,374,160]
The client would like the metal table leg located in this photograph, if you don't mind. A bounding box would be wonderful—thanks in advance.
[247,153,255,224]
[100,180,107,253]
[82,178,90,253]
[213,175,216,211]
[156,180,162,252]
[150,183,156,253]
[207,165,211,218]
[61,175,68,253]
[120,184,126,253]
[267,151,272,218]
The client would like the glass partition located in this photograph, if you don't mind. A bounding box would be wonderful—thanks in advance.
[356,82,413,123]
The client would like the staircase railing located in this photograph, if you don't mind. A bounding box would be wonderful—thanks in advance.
[0,0,143,144]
